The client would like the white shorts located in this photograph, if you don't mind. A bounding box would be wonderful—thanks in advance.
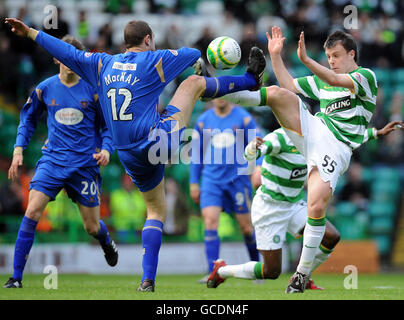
[283,99,352,193]
[251,189,307,251]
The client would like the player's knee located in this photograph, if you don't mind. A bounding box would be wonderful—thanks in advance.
[84,223,100,236]
[240,223,253,236]
[204,218,218,230]
[184,75,205,89]
[263,265,281,279]
[308,200,327,217]
[267,85,290,101]
[25,208,42,221]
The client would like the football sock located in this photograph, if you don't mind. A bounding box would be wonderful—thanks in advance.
[222,87,267,106]
[12,216,38,281]
[141,219,163,283]
[310,244,333,273]
[93,220,111,246]
[202,72,257,99]
[204,229,220,273]
[296,217,326,275]
[218,261,261,279]
[244,232,260,262]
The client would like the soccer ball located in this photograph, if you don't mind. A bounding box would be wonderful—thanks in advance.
[206,36,241,70]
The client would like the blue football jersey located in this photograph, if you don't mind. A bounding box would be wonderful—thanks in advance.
[35,31,201,150]
[15,75,114,167]
[189,106,262,184]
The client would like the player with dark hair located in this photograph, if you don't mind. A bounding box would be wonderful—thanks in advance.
[205,114,401,290]
[265,27,376,293]
[323,30,358,62]
[3,35,117,289]
[4,17,266,292]
[217,27,404,293]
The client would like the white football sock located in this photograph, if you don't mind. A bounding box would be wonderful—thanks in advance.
[218,261,257,279]
[310,246,332,274]
[297,222,326,275]
[221,90,261,107]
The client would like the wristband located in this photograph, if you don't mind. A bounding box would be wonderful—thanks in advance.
[13,147,23,156]
[28,28,39,41]
[372,127,378,139]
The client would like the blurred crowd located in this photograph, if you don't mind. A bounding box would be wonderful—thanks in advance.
[0,0,403,248]
[1,0,404,104]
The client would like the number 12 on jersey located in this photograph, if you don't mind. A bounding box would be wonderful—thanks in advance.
[107,88,133,121]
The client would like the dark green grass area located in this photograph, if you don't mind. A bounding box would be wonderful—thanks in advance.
[0,273,403,300]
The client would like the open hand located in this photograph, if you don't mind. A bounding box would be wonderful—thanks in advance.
[8,154,23,181]
[377,120,404,137]
[266,26,285,56]
[297,31,309,63]
[5,18,30,37]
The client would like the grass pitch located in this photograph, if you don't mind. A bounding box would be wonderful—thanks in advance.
[0,273,403,300]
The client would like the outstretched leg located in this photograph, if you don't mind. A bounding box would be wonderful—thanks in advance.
[223,86,302,135]
[206,249,282,288]
[168,47,267,127]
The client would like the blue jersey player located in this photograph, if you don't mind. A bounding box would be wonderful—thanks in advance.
[5,17,266,292]
[189,99,262,282]
[2,36,117,289]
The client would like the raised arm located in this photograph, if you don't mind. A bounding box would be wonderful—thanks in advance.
[266,26,299,93]
[297,31,354,89]
[5,18,106,86]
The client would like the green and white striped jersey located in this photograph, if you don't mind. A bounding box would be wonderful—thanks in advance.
[254,128,307,203]
[293,67,378,150]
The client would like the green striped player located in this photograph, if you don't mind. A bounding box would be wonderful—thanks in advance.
[206,128,340,290]
[205,92,402,291]
[210,27,403,294]
[263,27,381,293]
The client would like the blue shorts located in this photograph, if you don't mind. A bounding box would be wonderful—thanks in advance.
[118,105,185,192]
[200,176,252,214]
[30,158,102,207]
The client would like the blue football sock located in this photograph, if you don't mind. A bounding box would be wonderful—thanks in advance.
[141,219,163,283]
[244,232,260,262]
[12,216,38,281]
[93,220,111,246]
[202,72,257,99]
[204,229,220,273]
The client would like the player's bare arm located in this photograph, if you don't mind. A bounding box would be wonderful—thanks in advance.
[266,27,299,93]
[297,31,355,89]
[376,120,404,137]
[8,147,23,181]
